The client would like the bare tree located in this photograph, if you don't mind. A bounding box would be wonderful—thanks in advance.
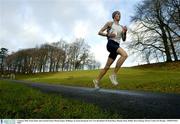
[130,0,179,63]
[67,38,90,70]
[5,38,98,73]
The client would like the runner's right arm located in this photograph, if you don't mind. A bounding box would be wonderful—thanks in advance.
[98,22,115,38]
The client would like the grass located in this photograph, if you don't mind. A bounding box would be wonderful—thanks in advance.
[16,61,180,94]
[0,80,121,118]
[1,62,179,118]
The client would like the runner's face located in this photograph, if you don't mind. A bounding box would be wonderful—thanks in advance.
[114,13,121,21]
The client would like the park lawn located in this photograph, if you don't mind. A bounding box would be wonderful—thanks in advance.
[16,62,180,94]
[0,80,121,118]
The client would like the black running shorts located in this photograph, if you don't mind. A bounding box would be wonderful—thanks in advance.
[106,39,119,60]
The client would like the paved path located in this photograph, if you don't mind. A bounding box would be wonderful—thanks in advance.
[2,79,180,118]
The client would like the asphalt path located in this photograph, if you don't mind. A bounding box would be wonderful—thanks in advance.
[1,79,180,119]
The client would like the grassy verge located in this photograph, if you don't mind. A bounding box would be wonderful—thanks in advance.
[0,80,121,118]
[16,62,180,94]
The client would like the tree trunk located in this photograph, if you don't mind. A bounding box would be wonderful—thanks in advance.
[165,25,178,61]
[159,23,172,62]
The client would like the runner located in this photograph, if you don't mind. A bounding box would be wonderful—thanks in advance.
[93,10,128,88]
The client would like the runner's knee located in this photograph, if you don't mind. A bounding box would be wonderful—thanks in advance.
[117,48,128,59]
[122,53,128,59]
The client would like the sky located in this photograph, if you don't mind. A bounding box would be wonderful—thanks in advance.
[0,0,142,67]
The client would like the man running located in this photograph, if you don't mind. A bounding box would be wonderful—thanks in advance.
[93,10,128,88]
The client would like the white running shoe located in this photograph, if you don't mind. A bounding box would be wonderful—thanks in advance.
[93,79,100,89]
[109,74,118,86]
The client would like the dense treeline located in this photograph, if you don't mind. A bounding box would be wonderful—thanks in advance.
[0,39,100,74]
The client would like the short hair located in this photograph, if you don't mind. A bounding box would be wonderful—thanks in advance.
[112,11,120,19]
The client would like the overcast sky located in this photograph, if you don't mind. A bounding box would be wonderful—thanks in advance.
[0,0,142,67]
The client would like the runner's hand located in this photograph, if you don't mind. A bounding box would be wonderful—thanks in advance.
[122,26,127,33]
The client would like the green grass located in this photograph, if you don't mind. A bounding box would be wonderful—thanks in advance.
[1,62,179,118]
[16,62,180,94]
[0,80,121,118]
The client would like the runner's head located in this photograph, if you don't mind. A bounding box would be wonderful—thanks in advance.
[112,11,121,21]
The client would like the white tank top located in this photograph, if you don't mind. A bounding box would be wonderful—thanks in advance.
[109,22,123,44]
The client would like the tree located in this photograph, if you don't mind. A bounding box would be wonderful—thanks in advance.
[0,48,8,73]
[129,0,179,63]
[5,39,98,73]
[67,38,90,70]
